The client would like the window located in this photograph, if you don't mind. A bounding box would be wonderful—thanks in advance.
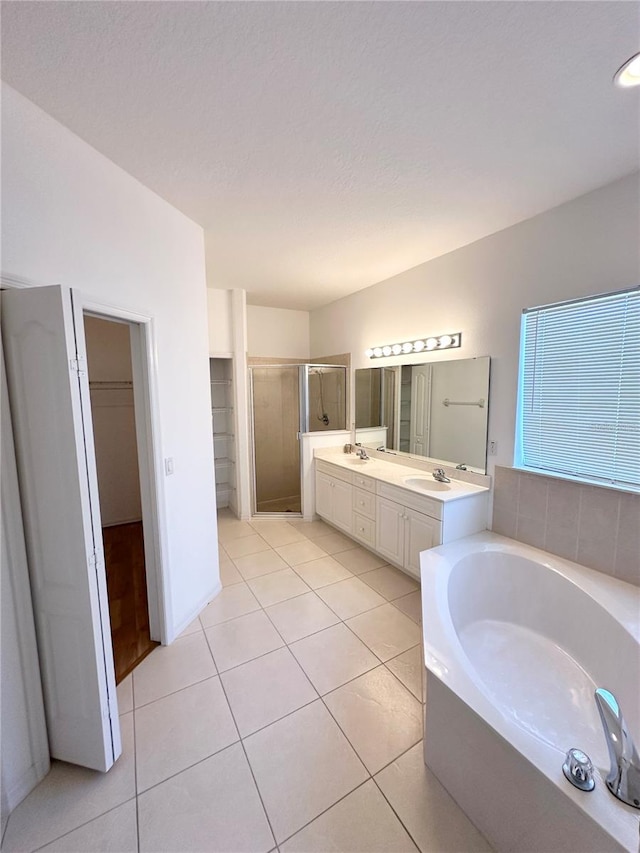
[516,287,640,491]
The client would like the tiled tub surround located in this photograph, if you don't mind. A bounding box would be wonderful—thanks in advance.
[420,533,640,853]
[2,510,491,853]
[492,466,640,586]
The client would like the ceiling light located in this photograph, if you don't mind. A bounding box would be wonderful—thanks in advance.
[366,333,462,358]
[614,52,640,88]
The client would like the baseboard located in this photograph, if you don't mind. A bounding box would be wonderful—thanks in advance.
[170,581,221,643]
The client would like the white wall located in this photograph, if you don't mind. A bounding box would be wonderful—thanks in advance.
[207,288,234,354]
[1,83,219,638]
[247,304,310,359]
[310,174,640,477]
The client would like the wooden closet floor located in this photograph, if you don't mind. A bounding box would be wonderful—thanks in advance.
[103,521,157,684]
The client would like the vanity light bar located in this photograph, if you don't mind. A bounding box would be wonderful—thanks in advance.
[365,333,461,359]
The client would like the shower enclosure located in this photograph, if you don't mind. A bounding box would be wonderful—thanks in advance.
[250,364,347,515]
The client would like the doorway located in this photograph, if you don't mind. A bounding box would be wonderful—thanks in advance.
[83,315,157,683]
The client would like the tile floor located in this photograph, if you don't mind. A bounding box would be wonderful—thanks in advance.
[2,511,492,853]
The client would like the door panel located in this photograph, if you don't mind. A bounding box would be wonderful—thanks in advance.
[375,498,404,565]
[404,508,441,578]
[1,285,120,771]
[410,365,431,456]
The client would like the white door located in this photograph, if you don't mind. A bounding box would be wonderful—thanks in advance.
[410,365,431,456]
[375,497,405,566]
[331,478,353,535]
[403,508,441,579]
[315,472,332,521]
[1,285,121,772]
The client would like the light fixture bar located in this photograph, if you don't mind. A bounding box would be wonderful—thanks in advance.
[365,333,461,359]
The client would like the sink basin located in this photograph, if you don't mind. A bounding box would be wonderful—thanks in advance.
[343,456,372,465]
[403,477,451,492]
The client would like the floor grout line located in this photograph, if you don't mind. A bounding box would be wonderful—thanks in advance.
[8,512,428,853]
[202,628,279,852]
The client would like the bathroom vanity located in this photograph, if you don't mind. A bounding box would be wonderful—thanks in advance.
[314,449,489,579]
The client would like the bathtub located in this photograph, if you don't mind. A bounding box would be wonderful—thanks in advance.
[420,532,640,853]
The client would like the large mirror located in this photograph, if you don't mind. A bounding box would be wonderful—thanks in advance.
[355,356,490,473]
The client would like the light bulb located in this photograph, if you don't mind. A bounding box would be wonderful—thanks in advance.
[614,52,640,88]
[373,347,383,358]
[425,337,438,350]
[382,346,392,356]
[413,340,425,352]
[439,335,452,348]
[392,344,402,355]
[402,342,413,353]
[365,348,374,358]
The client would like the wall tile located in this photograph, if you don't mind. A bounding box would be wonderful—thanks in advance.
[577,536,617,579]
[578,486,620,542]
[518,475,548,521]
[493,466,520,511]
[515,515,546,550]
[491,505,518,539]
[614,493,640,586]
[544,524,578,563]
[546,480,580,529]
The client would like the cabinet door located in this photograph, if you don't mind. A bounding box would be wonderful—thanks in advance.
[375,497,405,566]
[315,471,333,521]
[404,507,441,579]
[331,478,353,534]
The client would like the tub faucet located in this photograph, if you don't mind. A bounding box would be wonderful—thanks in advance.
[594,688,640,809]
[433,468,451,483]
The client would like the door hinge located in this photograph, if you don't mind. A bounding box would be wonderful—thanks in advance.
[88,550,98,569]
[70,357,87,376]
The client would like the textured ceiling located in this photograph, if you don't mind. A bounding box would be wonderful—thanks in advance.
[1,1,639,309]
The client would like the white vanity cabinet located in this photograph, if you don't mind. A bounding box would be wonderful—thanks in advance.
[376,483,443,577]
[314,456,488,580]
[315,462,353,535]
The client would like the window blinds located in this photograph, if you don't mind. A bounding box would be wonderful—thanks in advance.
[519,288,640,490]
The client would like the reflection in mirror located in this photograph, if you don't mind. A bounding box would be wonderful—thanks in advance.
[355,356,490,473]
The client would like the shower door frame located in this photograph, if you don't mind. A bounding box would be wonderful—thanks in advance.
[249,363,347,518]
[249,364,305,517]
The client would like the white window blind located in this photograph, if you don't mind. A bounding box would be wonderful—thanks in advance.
[518,287,640,490]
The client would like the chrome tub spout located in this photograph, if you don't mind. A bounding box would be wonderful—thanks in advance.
[595,688,640,809]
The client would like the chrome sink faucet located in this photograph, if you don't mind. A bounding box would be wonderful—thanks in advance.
[595,688,640,809]
[356,447,369,460]
[433,468,451,483]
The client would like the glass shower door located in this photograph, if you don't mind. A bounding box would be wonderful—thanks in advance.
[251,366,302,514]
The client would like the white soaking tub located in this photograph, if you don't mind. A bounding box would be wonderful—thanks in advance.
[420,532,640,853]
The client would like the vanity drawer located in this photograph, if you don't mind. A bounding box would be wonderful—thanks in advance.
[352,488,376,519]
[315,459,353,484]
[377,481,443,521]
[352,512,375,547]
[352,472,376,493]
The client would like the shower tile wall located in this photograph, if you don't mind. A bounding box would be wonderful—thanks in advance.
[492,466,639,586]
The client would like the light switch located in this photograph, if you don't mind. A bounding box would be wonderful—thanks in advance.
[164,457,174,475]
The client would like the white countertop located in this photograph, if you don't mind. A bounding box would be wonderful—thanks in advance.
[314,448,490,504]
